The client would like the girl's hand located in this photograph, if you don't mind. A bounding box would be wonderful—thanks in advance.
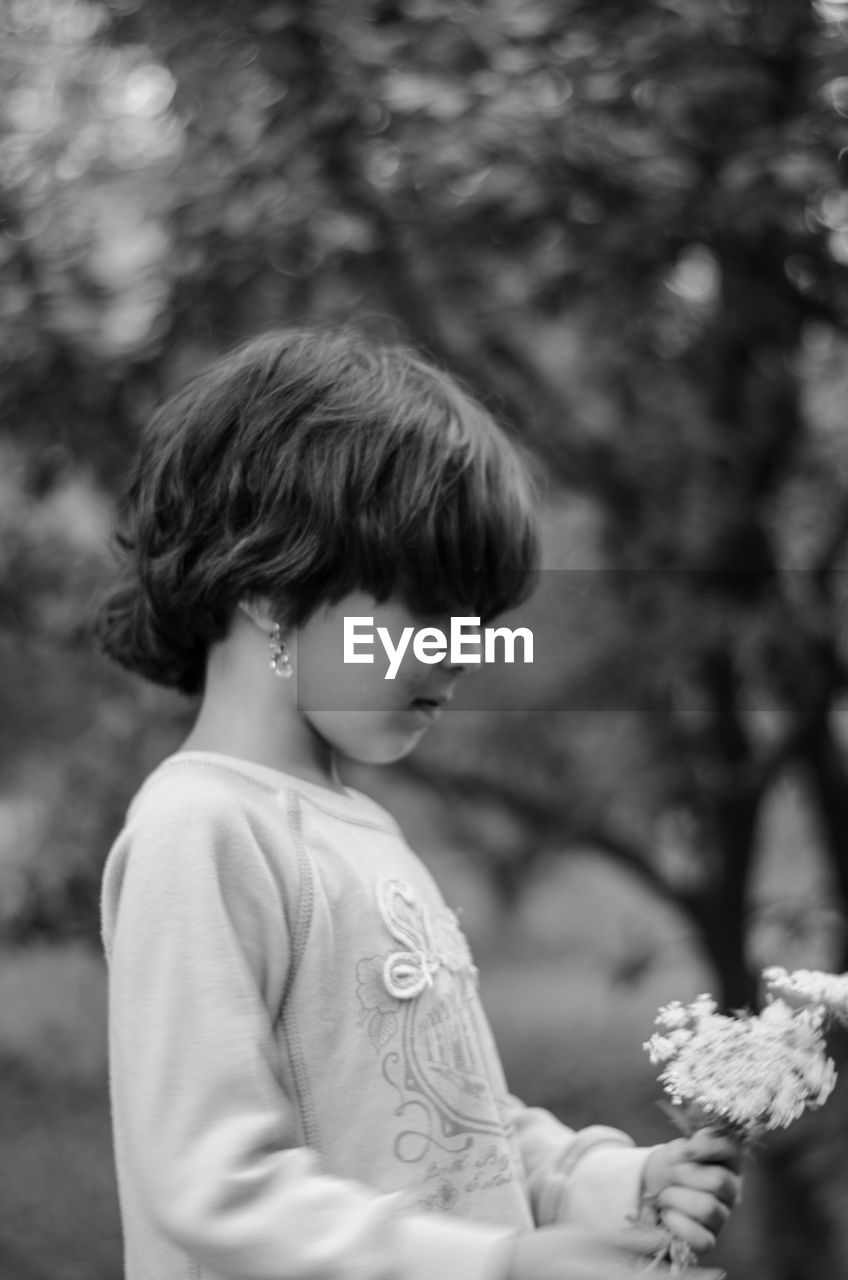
[641,1129,743,1254]
[503,1225,727,1280]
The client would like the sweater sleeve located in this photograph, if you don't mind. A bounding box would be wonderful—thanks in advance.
[504,1095,652,1230]
[102,785,516,1280]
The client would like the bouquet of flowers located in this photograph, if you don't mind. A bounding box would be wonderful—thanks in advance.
[642,967,846,1272]
[762,966,848,1025]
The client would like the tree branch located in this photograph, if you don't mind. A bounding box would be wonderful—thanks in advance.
[280,3,636,495]
[397,755,702,924]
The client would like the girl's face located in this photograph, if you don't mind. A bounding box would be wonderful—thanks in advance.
[291,590,468,765]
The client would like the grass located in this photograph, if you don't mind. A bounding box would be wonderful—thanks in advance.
[0,1058,121,1280]
[0,945,120,1280]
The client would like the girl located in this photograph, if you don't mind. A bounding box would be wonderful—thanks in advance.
[98,326,739,1280]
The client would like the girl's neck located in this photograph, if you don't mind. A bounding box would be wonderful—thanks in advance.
[179,643,347,795]
[179,726,345,794]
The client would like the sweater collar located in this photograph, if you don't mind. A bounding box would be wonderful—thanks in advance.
[158,750,399,830]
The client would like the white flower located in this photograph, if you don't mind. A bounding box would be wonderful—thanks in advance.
[644,1035,675,1065]
[691,993,719,1021]
[655,1000,691,1030]
[763,966,848,1026]
[645,991,838,1137]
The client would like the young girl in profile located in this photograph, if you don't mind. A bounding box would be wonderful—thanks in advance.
[98,326,739,1280]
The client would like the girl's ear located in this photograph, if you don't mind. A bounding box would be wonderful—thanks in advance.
[238,596,277,634]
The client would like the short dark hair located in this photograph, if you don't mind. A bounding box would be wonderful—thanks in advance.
[97,324,539,695]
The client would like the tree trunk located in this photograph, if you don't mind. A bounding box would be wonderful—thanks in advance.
[802,717,848,968]
[692,789,761,1009]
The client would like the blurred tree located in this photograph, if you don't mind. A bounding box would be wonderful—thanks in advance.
[3,0,848,993]
[96,0,848,1007]
[4,1,848,1273]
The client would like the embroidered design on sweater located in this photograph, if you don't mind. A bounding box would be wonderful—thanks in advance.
[355,877,515,1189]
[377,878,478,999]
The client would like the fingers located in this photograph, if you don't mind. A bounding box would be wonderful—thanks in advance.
[659,1268,725,1280]
[657,1186,732,1252]
[558,1262,724,1280]
[686,1129,744,1172]
[566,1229,725,1280]
[518,1226,672,1280]
[670,1159,741,1209]
[574,1226,670,1256]
[659,1208,717,1254]
[507,1225,728,1280]
[564,1241,725,1280]
[548,1226,688,1275]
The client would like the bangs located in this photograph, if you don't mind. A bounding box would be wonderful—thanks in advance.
[318,362,540,623]
[384,445,538,623]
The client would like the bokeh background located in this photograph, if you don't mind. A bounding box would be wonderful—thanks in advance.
[3,1,848,1276]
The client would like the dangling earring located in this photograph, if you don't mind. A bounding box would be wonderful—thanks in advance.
[269,623,293,679]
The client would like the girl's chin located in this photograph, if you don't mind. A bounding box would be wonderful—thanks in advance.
[337,727,430,767]
[304,705,435,767]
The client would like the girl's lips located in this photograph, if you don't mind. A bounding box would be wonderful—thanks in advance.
[408,696,444,722]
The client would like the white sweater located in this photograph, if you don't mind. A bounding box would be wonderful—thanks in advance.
[101,752,650,1280]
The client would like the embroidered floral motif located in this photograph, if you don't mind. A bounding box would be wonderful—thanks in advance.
[354,878,514,1166]
[356,956,399,1051]
[377,878,478,1001]
[421,1177,460,1212]
[356,955,397,1015]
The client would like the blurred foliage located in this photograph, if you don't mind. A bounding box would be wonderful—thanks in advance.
[4,0,848,1273]
[3,0,848,979]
